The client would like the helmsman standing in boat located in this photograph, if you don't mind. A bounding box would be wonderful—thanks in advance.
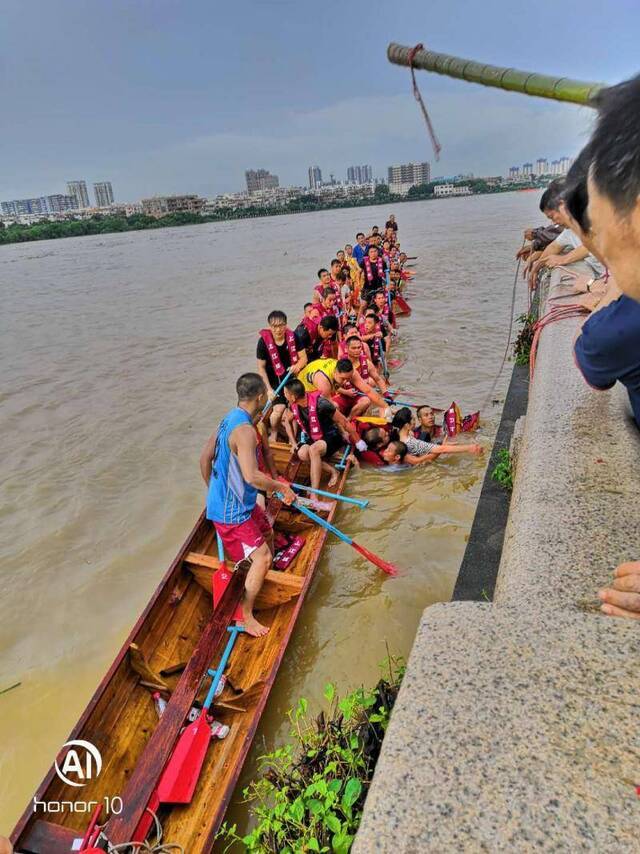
[200,373,296,637]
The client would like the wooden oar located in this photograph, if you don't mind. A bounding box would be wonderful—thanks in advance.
[276,492,398,576]
[290,482,369,509]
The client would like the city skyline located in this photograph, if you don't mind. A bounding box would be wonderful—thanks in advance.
[1,1,637,200]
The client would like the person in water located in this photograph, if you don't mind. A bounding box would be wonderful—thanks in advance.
[392,408,483,459]
[300,356,390,418]
[283,378,365,500]
[415,405,437,442]
[256,310,308,441]
[200,373,296,637]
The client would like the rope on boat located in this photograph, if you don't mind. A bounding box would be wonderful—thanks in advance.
[407,43,442,160]
[105,808,184,854]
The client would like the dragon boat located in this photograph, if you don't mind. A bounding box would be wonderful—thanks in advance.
[11,442,352,853]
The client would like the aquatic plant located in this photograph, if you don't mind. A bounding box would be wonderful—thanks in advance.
[513,312,536,365]
[217,657,405,853]
[491,448,514,491]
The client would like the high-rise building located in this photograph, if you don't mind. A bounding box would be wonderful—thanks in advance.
[1,197,49,216]
[508,166,520,180]
[387,162,430,194]
[245,169,279,194]
[347,165,373,184]
[47,194,78,212]
[522,162,533,176]
[559,156,572,173]
[94,182,114,207]
[308,166,322,190]
[67,180,90,208]
[535,158,549,176]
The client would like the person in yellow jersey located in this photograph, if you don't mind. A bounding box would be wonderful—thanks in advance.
[300,357,391,419]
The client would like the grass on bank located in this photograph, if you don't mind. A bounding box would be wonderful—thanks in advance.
[491,448,514,491]
[217,657,405,854]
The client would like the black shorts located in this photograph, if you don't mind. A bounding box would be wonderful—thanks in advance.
[324,431,344,459]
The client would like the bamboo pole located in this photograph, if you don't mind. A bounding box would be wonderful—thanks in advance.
[387,43,604,107]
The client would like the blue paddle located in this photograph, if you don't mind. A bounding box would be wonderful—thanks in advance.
[260,369,293,418]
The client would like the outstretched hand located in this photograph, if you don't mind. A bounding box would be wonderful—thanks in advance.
[599,561,640,619]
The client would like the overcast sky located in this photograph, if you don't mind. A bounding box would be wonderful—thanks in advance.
[2,0,639,201]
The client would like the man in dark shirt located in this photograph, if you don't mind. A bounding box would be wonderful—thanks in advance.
[295,314,339,361]
[360,245,387,303]
[574,294,640,427]
[256,310,307,439]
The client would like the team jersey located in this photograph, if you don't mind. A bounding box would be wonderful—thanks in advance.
[206,407,258,524]
[300,357,338,392]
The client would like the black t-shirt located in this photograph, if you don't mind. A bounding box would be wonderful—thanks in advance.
[297,397,337,438]
[385,220,398,232]
[257,331,305,389]
[360,258,386,294]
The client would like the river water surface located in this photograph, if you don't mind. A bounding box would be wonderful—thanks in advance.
[0,193,538,834]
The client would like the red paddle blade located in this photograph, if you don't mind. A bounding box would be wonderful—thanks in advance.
[157,712,211,804]
[352,541,399,576]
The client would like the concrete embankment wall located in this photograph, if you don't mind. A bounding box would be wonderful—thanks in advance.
[355,269,640,852]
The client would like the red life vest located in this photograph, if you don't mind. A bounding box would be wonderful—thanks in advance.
[358,319,382,363]
[315,282,343,315]
[303,315,334,358]
[259,328,299,379]
[363,256,385,283]
[291,391,325,442]
[338,341,368,379]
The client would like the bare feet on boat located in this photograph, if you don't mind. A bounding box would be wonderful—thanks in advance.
[327,466,340,488]
[241,609,270,638]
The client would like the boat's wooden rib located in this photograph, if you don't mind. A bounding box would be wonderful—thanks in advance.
[12,442,351,853]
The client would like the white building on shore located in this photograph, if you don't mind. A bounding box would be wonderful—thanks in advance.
[433,184,472,197]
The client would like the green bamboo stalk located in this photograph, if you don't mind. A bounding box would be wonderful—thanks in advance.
[387,43,605,107]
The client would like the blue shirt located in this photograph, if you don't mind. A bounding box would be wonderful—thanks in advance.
[353,243,368,264]
[574,294,640,427]
[206,407,258,524]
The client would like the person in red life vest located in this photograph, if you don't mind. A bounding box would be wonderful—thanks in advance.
[256,310,308,441]
[340,335,388,395]
[283,378,365,502]
[296,313,339,361]
[302,356,390,419]
[360,245,388,305]
[312,268,332,303]
[339,324,373,361]
[398,251,416,279]
[308,288,338,325]
[359,312,390,367]
[303,301,314,319]
[367,225,381,241]
[371,289,396,329]
[200,373,296,637]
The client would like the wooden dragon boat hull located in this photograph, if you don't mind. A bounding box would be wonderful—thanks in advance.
[12,442,351,853]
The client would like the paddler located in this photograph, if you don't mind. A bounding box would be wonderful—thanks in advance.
[312,267,332,302]
[283,378,367,501]
[200,373,296,637]
[299,356,390,419]
[340,335,389,395]
[359,311,390,369]
[371,289,396,329]
[308,288,339,324]
[352,231,369,264]
[256,310,308,441]
[344,243,363,299]
[360,245,388,305]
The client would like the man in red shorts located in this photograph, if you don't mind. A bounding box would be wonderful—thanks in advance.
[200,373,296,637]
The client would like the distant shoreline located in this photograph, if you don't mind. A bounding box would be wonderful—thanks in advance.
[0,183,541,246]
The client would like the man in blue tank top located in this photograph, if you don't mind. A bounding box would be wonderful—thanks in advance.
[200,373,295,637]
